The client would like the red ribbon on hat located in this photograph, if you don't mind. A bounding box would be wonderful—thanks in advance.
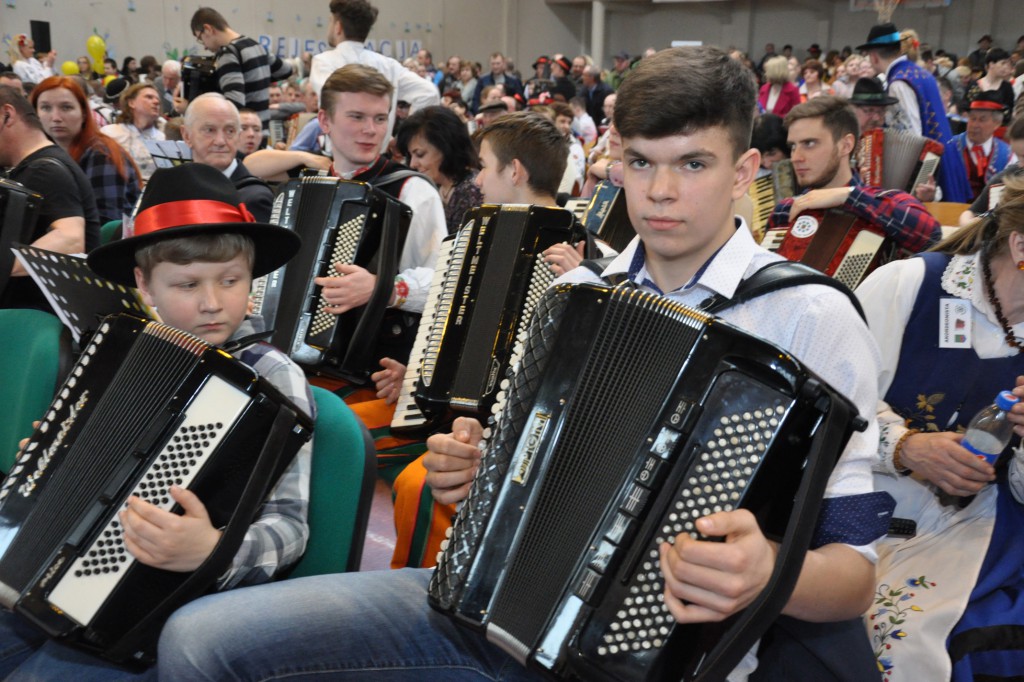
[133,200,255,237]
[970,100,1004,111]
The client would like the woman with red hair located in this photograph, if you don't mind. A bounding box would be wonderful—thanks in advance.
[31,76,142,224]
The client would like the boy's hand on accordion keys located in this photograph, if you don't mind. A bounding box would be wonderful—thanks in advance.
[424,417,484,505]
[658,509,778,624]
[542,242,586,277]
[315,263,377,314]
[372,358,406,405]
[119,485,223,572]
[913,175,937,203]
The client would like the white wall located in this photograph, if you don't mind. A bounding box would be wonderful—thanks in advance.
[1,0,1019,76]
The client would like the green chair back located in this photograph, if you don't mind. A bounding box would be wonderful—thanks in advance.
[0,309,69,472]
[99,220,122,245]
[288,386,376,577]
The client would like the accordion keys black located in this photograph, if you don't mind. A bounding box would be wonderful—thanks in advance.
[428,283,866,681]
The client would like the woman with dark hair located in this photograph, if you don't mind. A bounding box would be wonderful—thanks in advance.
[967,48,1015,124]
[31,76,142,223]
[100,82,165,181]
[121,56,139,84]
[858,175,1024,681]
[397,105,482,233]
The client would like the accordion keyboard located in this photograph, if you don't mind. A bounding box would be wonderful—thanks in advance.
[391,235,462,431]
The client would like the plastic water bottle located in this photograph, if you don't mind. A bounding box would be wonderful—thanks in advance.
[961,391,1021,465]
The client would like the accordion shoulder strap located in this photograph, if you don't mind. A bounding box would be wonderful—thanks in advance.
[702,260,867,322]
[579,256,630,287]
[370,169,437,192]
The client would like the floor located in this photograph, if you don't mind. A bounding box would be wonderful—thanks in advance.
[358,477,397,572]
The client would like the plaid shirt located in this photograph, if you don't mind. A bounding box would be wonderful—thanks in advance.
[78,145,141,225]
[217,320,316,589]
[767,179,942,254]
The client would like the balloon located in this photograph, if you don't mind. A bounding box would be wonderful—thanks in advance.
[103,75,116,86]
[86,34,106,64]
[60,61,78,75]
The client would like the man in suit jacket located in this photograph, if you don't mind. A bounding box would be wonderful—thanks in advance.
[471,52,523,113]
[580,65,614,125]
[153,59,182,118]
[182,93,274,222]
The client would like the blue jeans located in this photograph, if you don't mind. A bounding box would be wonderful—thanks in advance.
[158,568,542,681]
[0,609,154,681]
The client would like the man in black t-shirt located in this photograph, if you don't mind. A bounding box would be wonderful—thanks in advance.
[0,85,100,311]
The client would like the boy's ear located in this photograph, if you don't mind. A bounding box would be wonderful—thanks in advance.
[838,132,857,159]
[731,148,760,201]
[317,109,331,135]
[508,158,527,186]
[134,266,156,307]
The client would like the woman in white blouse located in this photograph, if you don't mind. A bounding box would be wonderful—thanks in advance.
[8,34,54,85]
[100,82,165,182]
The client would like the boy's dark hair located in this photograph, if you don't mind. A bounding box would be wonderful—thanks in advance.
[320,64,393,117]
[871,44,901,60]
[0,84,42,131]
[784,96,860,145]
[135,233,255,281]
[190,7,230,34]
[396,105,479,184]
[477,111,567,198]
[550,101,574,121]
[752,113,788,156]
[328,0,379,42]
[614,46,755,159]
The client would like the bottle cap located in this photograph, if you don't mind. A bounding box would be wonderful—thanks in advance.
[995,390,1019,411]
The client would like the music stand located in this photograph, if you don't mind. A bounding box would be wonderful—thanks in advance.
[144,140,192,169]
[13,245,155,343]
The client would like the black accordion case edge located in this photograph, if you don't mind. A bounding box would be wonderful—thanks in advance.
[427,283,865,682]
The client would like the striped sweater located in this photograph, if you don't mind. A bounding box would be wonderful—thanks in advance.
[214,35,292,126]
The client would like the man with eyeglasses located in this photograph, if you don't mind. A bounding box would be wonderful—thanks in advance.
[188,6,292,129]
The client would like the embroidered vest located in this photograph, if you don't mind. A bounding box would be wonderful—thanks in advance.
[883,252,1023,436]
[888,60,973,202]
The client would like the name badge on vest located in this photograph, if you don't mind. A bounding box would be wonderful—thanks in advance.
[939,298,972,349]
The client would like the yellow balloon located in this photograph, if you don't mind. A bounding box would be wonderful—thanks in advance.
[86,34,106,63]
[61,60,79,75]
[103,75,116,86]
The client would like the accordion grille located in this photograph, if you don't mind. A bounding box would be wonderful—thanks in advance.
[487,288,706,646]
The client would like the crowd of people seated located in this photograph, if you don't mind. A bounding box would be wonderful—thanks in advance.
[3,2,1024,679]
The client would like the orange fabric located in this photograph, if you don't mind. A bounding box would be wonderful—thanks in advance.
[390,454,455,569]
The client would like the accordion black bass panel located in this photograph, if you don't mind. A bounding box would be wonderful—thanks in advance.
[428,283,865,681]
[0,314,313,663]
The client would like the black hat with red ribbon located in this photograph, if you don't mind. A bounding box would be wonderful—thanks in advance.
[87,163,300,286]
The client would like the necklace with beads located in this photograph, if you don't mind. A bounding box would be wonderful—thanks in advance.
[981,249,1024,353]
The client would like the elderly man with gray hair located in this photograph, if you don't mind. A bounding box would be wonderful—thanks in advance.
[156,59,182,118]
[182,92,274,221]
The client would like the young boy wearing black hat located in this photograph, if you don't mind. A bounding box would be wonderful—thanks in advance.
[0,162,314,678]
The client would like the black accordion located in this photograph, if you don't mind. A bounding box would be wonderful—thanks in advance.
[180,54,218,102]
[428,283,866,681]
[0,178,43,299]
[0,313,313,663]
[391,204,582,438]
[254,174,412,383]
